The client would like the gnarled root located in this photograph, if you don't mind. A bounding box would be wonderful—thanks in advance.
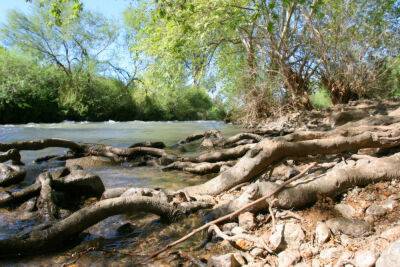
[215,153,400,215]
[183,130,400,196]
[162,161,236,175]
[183,144,255,163]
[0,195,211,256]
[0,149,22,165]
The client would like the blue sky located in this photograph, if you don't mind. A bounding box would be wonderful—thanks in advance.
[0,0,132,24]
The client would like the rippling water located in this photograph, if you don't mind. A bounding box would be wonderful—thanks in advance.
[0,120,241,265]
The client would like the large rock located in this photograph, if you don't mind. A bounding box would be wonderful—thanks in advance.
[268,223,284,251]
[326,217,372,237]
[52,168,105,197]
[376,239,400,267]
[66,156,116,168]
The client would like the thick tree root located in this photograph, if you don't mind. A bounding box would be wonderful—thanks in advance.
[183,144,255,163]
[215,153,400,215]
[0,196,211,256]
[0,149,22,165]
[183,130,400,196]
[162,161,236,175]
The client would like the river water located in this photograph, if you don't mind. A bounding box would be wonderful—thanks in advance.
[0,121,241,265]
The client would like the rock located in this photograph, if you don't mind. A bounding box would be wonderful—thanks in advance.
[311,259,321,267]
[334,204,356,219]
[340,234,352,246]
[52,169,105,197]
[285,168,300,179]
[0,163,26,186]
[159,154,178,165]
[234,239,253,251]
[353,250,377,267]
[283,222,305,248]
[366,204,387,217]
[326,217,372,237]
[208,253,242,267]
[319,247,343,261]
[238,212,255,231]
[222,222,239,233]
[250,247,264,257]
[277,249,301,267]
[66,156,115,168]
[376,239,400,267]
[268,224,284,251]
[315,222,331,244]
[381,199,398,211]
[335,251,353,267]
[380,225,400,240]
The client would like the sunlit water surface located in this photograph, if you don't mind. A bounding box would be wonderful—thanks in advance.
[0,120,241,265]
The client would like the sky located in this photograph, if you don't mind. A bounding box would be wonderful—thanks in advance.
[0,0,132,24]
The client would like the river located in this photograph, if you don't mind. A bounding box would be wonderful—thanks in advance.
[0,120,241,265]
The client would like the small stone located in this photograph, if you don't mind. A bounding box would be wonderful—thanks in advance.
[234,239,253,251]
[366,204,387,217]
[315,222,331,244]
[364,215,375,224]
[376,239,400,267]
[268,224,284,251]
[250,247,264,257]
[380,225,400,241]
[311,259,321,267]
[284,222,305,248]
[238,211,256,231]
[326,217,372,237]
[334,204,356,219]
[201,138,214,149]
[299,243,319,259]
[208,253,242,267]
[353,250,377,267]
[340,234,352,246]
[277,249,301,267]
[319,247,343,261]
[381,199,398,211]
[335,251,353,267]
[222,222,239,233]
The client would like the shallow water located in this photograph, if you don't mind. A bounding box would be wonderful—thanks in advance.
[0,120,241,265]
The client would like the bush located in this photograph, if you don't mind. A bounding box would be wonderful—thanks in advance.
[0,50,62,123]
[311,87,333,110]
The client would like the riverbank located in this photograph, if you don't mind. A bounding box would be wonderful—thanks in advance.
[1,100,400,266]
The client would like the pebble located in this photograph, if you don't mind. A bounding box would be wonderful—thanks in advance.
[268,224,284,251]
[277,249,301,267]
[380,225,400,240]
[319,247,343,261]
[365,204,387,217]
[238,212,256,231]
[376,239,400,267]
[326,217,372,237]
[250,247,264,257]
[334,204,356,219]
[283,222,305,248]
[208,253,242,267]
[315,222,331,244]
[353,250,377,267]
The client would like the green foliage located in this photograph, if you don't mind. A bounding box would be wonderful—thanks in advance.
[310,88,333,110]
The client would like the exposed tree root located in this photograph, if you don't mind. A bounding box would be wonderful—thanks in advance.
[0,195,211,256]
[0,149,22,165]
[222,133,263,147]
[162,161,236,175]
[183,130,400,196]
[183,144,255,163]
